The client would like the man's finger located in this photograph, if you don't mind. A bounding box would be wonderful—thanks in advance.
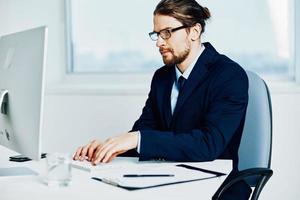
[92,143,115,164]
[79,144,90,161]
[87,140,101,161]
[102,148,116,163]
[91,140,110,162]
[91,138,114,161]
[106,150,126,163]
[91,145,102,162]
[73,146,83,160]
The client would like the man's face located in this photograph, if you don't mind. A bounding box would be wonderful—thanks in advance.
[153,14,191,66]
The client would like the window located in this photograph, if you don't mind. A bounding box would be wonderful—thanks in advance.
[66,0,295,78]
[201,0,293,77]
[66,0,161,73]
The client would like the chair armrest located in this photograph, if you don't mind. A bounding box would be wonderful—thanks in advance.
[212,167,273,200]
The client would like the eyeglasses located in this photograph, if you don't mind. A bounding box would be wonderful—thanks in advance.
[148,25,188,41]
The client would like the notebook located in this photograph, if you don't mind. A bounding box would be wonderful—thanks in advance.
[91,163,226,190]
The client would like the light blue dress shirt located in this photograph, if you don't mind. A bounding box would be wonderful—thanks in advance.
[170,44,205,114]
[136,44,205,153]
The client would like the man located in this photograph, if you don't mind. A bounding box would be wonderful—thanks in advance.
[74,0,251,199]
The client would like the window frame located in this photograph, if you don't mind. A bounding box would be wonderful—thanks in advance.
[58,0,300,95]
[295,0,300,83]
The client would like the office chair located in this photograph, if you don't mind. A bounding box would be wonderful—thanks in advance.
[212,71,273,200]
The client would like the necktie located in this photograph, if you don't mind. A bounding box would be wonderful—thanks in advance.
[177,76,186,93]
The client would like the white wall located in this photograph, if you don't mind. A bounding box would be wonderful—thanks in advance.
[0,0,67,85]
[1,0,300,199]
[42,93,146,152]
[260,92,300,199]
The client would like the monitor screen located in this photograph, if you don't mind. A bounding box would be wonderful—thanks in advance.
[0,26,47,161]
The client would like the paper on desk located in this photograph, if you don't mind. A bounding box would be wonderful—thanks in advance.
[92,164,219,189]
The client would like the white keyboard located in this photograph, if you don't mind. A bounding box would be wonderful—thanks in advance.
[71,157,139,172]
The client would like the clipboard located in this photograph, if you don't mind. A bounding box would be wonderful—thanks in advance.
[91,164,226,190]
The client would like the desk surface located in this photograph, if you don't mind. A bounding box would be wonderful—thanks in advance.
[0,146,231,200]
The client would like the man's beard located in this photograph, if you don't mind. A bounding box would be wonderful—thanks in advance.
[160,43,191,66]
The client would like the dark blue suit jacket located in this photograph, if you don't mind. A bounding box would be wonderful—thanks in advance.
[129,42,248,171]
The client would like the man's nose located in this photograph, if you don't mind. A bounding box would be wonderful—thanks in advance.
[156,35,166,48]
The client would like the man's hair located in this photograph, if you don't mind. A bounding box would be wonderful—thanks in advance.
[154,0,211,34]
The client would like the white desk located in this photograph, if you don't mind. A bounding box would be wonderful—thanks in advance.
[0,146,231,200]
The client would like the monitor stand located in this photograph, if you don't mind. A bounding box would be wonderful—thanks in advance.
[0,153,45,177]
[0,167,38,177]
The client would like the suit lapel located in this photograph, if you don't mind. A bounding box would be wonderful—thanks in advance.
[171,43,219,123]
[163,76,174,128]
[156,66,175,129]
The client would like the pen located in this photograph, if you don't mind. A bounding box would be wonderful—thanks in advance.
[123,174,174,177]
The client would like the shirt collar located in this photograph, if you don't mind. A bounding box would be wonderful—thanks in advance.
[175,44,205,81]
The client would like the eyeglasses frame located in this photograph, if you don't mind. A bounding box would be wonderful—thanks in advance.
[148,25,189,41]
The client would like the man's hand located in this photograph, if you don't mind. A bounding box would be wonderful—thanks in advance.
[73,139,103,162]
[73,132,138,164]
[91,132,138,164]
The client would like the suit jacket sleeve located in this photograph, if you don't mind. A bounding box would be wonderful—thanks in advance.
[134,68,249,162]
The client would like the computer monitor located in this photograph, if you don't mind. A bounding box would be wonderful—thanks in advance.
[0,26,47,165]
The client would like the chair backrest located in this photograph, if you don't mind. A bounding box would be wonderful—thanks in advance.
[238,71,273,185]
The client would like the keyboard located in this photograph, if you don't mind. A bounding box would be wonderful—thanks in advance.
[71,157,139,172]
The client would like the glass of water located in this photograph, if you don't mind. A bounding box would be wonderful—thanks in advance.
[46,153,72,187]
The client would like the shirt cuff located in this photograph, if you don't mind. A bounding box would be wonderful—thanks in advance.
[136,131,141,153]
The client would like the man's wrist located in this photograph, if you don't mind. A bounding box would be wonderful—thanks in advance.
[129,131,141,153]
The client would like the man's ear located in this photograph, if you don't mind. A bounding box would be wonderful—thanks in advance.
[190,23,202,41]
